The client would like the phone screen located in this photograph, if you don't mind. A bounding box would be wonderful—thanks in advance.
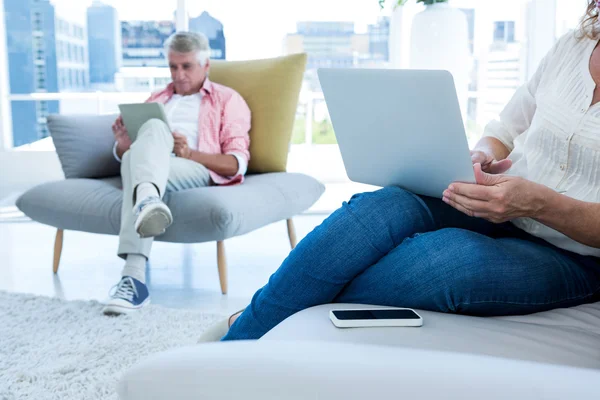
[332,309,420,321]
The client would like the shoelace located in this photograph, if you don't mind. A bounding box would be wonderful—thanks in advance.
[110,277,138,301]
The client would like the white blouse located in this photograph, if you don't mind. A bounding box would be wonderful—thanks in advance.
[484,31,600,257]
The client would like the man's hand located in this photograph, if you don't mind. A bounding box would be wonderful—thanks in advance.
[470,149,512,174]
[112,116,131,157]
[173,132,192,159]
[442,163,548,223]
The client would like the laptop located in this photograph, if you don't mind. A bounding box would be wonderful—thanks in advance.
[318,69,475,198]
[118,103,171,142]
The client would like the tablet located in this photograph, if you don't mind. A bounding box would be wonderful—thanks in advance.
[118,103,171,142]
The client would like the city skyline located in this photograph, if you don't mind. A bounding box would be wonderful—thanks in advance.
[54,0,389,61]
[42,0,586,63]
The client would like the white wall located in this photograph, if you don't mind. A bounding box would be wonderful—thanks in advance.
[0,150,64,199]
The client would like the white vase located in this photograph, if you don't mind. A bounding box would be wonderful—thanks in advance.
[388,2,420,69]
[410,3,470,118]
[388,6,404,69]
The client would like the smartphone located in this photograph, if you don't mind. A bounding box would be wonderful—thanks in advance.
[329,308,423,328]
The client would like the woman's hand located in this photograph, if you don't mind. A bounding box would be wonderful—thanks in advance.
[442,163,549,223]
[470,149,512,174]
[173,132,192,159]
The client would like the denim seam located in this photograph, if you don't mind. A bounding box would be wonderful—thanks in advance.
[303,271,352,286]
[343,203,387,256]
[457,285,600,308]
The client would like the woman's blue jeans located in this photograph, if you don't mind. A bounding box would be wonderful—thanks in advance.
[223,187,600,341]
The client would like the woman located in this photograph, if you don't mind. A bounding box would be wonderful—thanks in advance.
[211,1,600,341]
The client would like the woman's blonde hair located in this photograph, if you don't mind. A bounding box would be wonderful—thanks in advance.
[580,1,599,39]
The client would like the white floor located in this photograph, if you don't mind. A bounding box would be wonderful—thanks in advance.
[0,215,328,317]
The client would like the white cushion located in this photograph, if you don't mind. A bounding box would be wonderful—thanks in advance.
[118,340,600,400]
[263,303,600,369]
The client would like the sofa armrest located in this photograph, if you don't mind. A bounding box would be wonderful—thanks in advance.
[118,341,599,400]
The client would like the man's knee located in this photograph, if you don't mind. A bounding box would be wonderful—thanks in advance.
[138,118,171,138]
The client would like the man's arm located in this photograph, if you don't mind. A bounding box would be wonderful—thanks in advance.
[218,91,251,173]
[188,152,239,177]
[173,91,250,178]
[184,91,250,177]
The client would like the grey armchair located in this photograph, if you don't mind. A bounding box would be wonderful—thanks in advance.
[16,54,325,294]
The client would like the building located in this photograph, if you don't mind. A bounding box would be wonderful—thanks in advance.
[121,13,226,68]
[368,17,390,64]
[114,67,171,92]
[189,11,226,60]
[87,1,121,85]
[3,0,88,147]
[4,0,58,146]
[121,20,174,67]
[55,13,89,92]
[284,22,363,71]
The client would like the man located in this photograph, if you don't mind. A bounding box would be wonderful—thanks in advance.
[104,31,251,315]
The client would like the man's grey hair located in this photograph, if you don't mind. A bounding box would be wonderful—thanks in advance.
[164,31,211,66]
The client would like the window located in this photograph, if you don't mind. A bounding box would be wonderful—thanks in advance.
[34,64,46,90]
[0,0,584,152]
[36,101,49,116]
[32,12,43,32]
[56,40,63,60]
[70,69,77,87]
[494,21,516,43]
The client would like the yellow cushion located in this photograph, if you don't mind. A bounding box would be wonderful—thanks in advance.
[210,54,307,174]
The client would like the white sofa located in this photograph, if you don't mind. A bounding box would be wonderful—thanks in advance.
[119,302,600,399]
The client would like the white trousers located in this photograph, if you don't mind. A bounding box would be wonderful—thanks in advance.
[118,119,211,259]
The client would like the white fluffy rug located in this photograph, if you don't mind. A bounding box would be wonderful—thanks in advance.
[0,291,224,400]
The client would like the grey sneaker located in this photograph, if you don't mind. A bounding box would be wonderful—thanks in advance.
[133,196,173,238]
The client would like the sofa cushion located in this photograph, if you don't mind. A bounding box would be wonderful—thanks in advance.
[47,114,120,179]
[16,173,324,243]
[210,54,307,174]
[118,341,600,400]
[262,303,600,370]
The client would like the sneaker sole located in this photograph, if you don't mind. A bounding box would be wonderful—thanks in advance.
[135,204,173,238]
[103,298,151,316]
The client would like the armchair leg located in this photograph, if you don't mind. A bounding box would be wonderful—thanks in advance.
[217,241,228,295]
[287,218,298,249]
[53,229,64,274]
